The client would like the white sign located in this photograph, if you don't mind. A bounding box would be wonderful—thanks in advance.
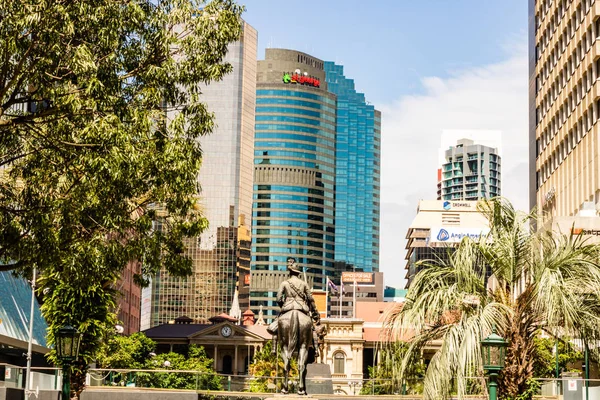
[429,227,490,243]
[568,379,577,391]
[4,367,10,380]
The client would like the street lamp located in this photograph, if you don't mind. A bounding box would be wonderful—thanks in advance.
[481,327,508,400]
[349,380,362,395]
[56,325,82,400]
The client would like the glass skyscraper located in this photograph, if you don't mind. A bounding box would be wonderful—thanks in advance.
[324,63,381,272]
[140,21,257,329]
[249,49,381,322]
[250,49,337,322]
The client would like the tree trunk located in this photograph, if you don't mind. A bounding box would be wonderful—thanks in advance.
[499,296,538,399]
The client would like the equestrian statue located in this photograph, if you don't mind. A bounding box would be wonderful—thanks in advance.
[267,257,322,395]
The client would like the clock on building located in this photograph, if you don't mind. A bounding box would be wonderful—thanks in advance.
[220,325,232,338]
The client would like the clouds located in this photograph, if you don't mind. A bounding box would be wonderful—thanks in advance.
[379,41,528,287]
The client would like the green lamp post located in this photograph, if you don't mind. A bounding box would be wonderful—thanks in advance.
[481,327,508,400]
[56,325,82,400]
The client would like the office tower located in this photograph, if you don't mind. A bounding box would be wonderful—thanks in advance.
[250,49,337,323]
[404,200,489,287]
[324,62,381,272]
[140,21,257,329]
[438,138,501,201]
[530,0,599,221]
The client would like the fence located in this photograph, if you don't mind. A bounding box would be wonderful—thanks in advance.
[4,363,592,398]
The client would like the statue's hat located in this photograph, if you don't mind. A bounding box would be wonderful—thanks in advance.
[287,257,302,275]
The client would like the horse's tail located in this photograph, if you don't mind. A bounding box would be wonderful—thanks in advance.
[289,310,299,352]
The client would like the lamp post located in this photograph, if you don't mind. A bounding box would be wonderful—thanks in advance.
[55,325,82,400]
[481,328,508,400]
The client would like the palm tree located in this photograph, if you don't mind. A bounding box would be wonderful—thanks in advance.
[385,198,600,399]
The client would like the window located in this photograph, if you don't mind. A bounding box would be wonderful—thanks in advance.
[334,352,345,374]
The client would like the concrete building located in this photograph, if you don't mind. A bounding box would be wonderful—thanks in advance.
[404,200,489,287]
[141,21,257,329]
[250,49,337,323]
[329,272,384,319]
[438,138,501,201]
[529,0,600,221]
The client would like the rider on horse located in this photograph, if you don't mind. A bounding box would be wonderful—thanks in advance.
[268,257,321,357]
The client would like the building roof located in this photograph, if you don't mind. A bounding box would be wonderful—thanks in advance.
[208,313,238,323]
[356,302,399,323]
[143,324,211,339]
[245,324,272,339]
[0,271,48,348]
[143,322,273,340]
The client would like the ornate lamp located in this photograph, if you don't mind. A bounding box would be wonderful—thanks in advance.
[56,325,82,400]
[481,327,508,400]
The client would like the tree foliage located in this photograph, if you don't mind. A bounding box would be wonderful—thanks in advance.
[0,0,243,397]
[532,337,582,378]
[136,345,222,390]
[97,332,157,369]
[385,198,600,400]
[361,342,425,395]
[248,341,298,393]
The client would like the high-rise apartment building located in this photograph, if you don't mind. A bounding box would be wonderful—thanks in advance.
[438,138,501,201]
[250,49,337,323]
[140,21,257,329]
[530,0,600,220]
[324,62,381,272]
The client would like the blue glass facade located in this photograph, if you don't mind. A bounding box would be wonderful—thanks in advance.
[324,62,381,272]
[251,84,337,320]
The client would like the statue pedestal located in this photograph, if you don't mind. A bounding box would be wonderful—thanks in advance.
[305,363,333,395]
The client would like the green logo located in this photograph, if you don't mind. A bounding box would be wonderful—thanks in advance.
[282,72,291,83]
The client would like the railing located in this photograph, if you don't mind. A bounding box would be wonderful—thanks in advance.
[6,363,595,398]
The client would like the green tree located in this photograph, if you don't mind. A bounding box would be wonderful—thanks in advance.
[248,341,298,393]
[136,345,221,390]
[97,332,157,369]
[532,337,582,378]
[0,0,243,397]
[361,342,425,395]
[385,198,600,400]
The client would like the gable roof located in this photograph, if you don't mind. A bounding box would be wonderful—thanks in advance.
[143,323,210,339]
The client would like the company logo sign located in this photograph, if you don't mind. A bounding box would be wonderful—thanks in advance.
[283,70,321,88]
[441,201,473,211]
[571,228,600,236]
[430,227,490,243]
[437,229,450,241]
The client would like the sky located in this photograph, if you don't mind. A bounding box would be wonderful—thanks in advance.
[241,0,529,288]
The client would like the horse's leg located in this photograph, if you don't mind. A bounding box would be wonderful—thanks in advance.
[280,345,290,394]
[297,344,309,395]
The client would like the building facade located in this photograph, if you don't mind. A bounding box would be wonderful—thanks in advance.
[438,138,501,201]
[530,0,600,221]
[250,49,337,323]
[329,271,384,318]
[141,21,257,329]
[324,62,381,272]
[404,200,489,287]
[116,260,142,334]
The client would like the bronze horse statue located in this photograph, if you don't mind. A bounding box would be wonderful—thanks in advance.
[268,257,321,395]
[277,309,314,395]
